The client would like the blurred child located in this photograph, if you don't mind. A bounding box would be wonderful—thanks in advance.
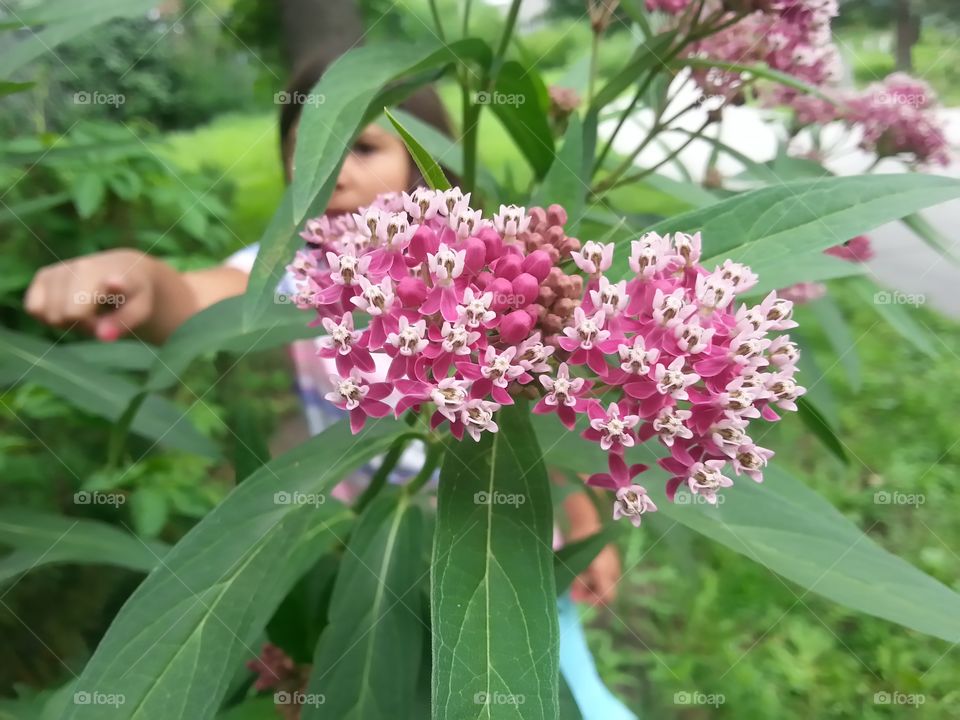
[24,53,636,720]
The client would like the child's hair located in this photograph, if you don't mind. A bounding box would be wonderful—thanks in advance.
[279,51,455,187]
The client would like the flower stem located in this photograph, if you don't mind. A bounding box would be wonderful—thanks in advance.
[597,116,712,193]
[427,0,446,41]
[355,435,410,514]
[462,0,522,196]
[404,440,444,497]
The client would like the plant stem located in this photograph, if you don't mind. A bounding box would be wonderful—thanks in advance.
[462,0,473,37]
[494,0,523,66]
[427,0,447,41]
[600,116,711,192]
[588,29,601,103]
[404,440,444,497]
[355,435,410,514]
[462,0,523,195]
[592,9,746,178]
[597,95,700,191]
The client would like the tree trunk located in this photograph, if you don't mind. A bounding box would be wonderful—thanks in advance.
[278,0,364,71]
[895,0,919,72]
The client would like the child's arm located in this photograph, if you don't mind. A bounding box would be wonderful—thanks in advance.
[25,249,248,344]
[565,490,622,605]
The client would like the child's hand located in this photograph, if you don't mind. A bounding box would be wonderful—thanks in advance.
[563,487,622,606]
[25,249,159,340]
[571,543,622,606]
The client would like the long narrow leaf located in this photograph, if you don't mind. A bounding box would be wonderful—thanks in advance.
[64,419,412,720]
[432,402,559,719]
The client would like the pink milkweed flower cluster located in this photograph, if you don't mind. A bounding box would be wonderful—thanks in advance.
[288,189,804,528]
[787,74,950,167]
[843,73,950,166]
[687,0,841,103]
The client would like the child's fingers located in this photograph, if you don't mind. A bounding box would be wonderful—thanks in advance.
[94,276,152,341]
[570,577,592,604]
[23,271,47,319]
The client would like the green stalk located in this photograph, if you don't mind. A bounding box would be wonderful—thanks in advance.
[427,0,447,41]
[403,440,444,497]
[587,29,601,103]
[354,412,423,513]
[462,0,473,37]
[591,10,746,178]
[598,116,711,193]
[354,435,410,514]
[462,0,523,193]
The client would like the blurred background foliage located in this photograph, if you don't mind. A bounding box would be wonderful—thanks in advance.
[1,0,959,717]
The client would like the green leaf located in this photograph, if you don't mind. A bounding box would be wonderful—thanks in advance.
[0,328,218,458]
[796,397,847,464]
[535,419,960,645]
[244,39,490,328]
[376,108,499,199]
[129,487,169,538]
[145,296,319,392]
[792,330,839,427]
[58,340,159,372]
[531,113,586,233]
[71,173,106,219]
[302,490,425,720]
[851,278,940,359]
[558,675,583,720]
[741,251,866,297]
[902,211,960,263]
[621,175,960,284]
[0,81,34,97]
[0,0,157,77]
[63,419,412,720]
[432,401,559,719]
[588,32,677,113]
[216,697,276,720]
[384,107,450,190]
[267,554,339,662]
[292,39,489,219]
[0,510,167,584]
[806,296,861,392]
[488,60,555,179]
[553,526,620,596]
[0,192,71,224]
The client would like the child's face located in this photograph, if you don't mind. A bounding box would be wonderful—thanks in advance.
[285,122,411,214]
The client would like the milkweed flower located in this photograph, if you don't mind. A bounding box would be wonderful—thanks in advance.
[291,188,803,527]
